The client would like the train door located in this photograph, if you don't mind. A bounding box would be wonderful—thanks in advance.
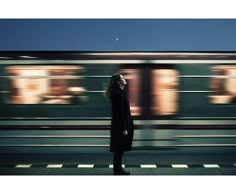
[120,66,143,118]
[150,64,179,120]
[121,64,179,121]
[121,64,179,149]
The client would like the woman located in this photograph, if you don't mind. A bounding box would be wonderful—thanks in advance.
[106,73,134,175]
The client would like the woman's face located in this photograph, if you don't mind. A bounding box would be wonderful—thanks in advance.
[119,74,127,86]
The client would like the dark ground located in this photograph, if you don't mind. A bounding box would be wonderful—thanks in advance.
[0,152,236,175]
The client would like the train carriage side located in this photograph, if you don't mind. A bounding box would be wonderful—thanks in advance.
[0,52,236,154]
[169,59,236,152]
[0,59,150,154]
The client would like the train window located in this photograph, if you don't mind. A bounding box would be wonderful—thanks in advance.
[5,66,87,104]
[210,65,236,104]
[121,69,141,116]
[151,69,179,115]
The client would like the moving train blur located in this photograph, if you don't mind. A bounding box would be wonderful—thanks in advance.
[0,51,236,154]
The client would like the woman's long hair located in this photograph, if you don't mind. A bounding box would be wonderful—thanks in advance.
[105,73,121,102]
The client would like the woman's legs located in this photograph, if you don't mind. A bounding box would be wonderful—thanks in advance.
[113,151,130,175]
[113,151,123,173]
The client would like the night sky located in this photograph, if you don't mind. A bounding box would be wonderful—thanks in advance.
[0,19,236,51]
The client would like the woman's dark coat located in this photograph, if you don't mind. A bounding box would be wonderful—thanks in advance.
[110,86,134,152]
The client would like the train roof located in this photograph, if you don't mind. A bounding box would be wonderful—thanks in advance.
[1,51,236,60]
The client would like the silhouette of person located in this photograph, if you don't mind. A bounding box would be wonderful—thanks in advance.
[106,73,134,175]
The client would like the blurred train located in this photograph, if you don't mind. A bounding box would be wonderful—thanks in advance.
[0,51,236,154]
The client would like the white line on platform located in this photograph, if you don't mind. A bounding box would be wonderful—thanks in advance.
[171,164,188,168]
[140,164,157,168]
[47,164,63,168]
[203,164,220,168]
[15,164,32,168]
[78,164,94,168]
[109,164,125,168]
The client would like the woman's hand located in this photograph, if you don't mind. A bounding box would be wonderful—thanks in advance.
[122,130,128,136]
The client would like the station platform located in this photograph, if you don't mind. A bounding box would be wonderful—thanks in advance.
[0,152,236,175]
